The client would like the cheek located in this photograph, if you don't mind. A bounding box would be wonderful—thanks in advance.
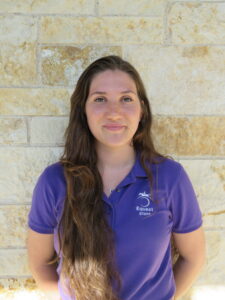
[86,104,105,118]
[125,106,142,121]
[85,105,104,133]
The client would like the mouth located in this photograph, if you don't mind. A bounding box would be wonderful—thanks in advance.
[103,125,125,131]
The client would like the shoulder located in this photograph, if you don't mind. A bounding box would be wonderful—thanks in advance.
[153,156,183,181]
[44,161,64,176]
[39,161,67,200]
[41,161,65,183]
[148,156,189,195]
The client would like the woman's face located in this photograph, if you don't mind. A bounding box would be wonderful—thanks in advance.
[85,69,143,150]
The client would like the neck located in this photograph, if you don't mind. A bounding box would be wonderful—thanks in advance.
[96,144,136,172]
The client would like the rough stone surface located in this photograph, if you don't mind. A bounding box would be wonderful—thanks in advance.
[152,116,225,156]
[0,0,95,14]
[0,205,30,248]
[0,89,71,116]
[0,277,36,290]
[180,160,225,228]
[124,45,225,115]
[40,16,162,44]
[30,117,68,144]
[0,147,63,203]
[168,3,225,44]
[0,250,29,276]
[41,46,122,86]
[0,289,47,300]
[0,118,27,144]
[98,0,166,16]
[0,16,37,86]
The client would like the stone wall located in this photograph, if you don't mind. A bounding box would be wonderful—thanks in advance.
[0,1,224,299]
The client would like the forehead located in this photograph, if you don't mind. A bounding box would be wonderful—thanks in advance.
[89,69,137,93]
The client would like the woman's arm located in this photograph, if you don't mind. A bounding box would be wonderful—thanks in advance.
[27,228,60,300]
[172,226,206,299]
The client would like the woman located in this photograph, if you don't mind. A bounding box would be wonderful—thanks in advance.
[27,55,205,300]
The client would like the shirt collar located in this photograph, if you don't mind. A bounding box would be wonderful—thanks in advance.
[116,152,148,189]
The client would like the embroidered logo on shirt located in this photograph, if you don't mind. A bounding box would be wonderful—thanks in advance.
[136,191,154,216]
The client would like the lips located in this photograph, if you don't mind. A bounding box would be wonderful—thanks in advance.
[103,124,125,131]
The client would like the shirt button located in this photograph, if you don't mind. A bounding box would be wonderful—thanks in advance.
[116,188,120,192]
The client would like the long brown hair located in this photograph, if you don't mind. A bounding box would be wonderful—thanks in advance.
[58,55,165,299]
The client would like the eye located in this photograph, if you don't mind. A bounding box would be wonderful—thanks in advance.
[122,97,133,102]
[94,97,105,102]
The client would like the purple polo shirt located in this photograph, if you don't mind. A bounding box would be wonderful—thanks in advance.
[28,154,202,300]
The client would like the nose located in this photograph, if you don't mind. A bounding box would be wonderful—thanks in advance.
[106,101,122,119]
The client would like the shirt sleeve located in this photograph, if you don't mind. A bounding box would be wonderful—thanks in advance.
[170,165,203,233]
[28,168,57,234]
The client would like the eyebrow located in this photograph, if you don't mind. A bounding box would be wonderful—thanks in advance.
[89,90,137,96]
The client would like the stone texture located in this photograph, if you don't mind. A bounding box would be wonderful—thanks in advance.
[40,16,162,44]
[30,117,68,144]
[0,89,71,116]
[41,46,122,86]
[0,277,47,300]
[0,0,95,14]
[124,45,225,115]
[99,0,166,16]
[168,3,225,44]
[0,205,30,248]
[0,250,30,276]
[0,289,47,300]
[0,118,27,144]
[0,16,37,86]
[0,147,63,203]
[0,277,36,291]
[180,160,225,227]
[152,116,225,156]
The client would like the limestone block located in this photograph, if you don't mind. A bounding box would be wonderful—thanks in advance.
[0,118,27,144]
[0,0,95,14]
[152,116,225,156]
[0,16,37,86]
[124,45,225,115]
[30,117,68,144]
[0,289,47,300]
[0,147,63,203]
[0,89,71,115]
[168,2,225,44]
[0,277,36,291]
[40,16,162,44]
[0,205,30,248]
[180,160,225,227]
[41,46,122,86]
[0,250,30,276]
[99,0,166,16]
[0,277,47,300]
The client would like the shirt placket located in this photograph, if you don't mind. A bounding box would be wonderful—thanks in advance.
[103,172,137,229]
